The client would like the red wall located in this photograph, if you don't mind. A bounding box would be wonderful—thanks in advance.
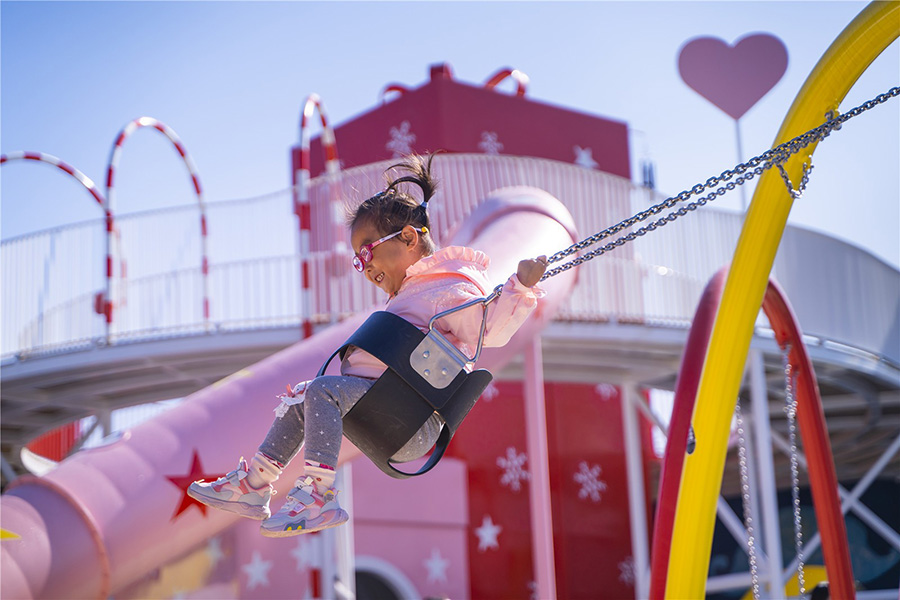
[298,64,631,180]
[25,421,80,462]
[449,381,657,599]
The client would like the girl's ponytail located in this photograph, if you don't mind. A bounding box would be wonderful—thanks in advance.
[349,152,442,255]
[384,152,439,208]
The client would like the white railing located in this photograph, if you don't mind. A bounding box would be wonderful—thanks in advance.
[2,154,898,367]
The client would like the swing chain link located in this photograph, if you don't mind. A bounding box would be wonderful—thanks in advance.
[782,344,807,596]
[777,161,814,201]
[735,399,762,600]
[539,85,900,282]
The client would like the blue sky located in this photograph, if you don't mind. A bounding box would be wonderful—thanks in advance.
[2,1,898,268]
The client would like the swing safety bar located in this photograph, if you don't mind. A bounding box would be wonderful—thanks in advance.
[416,284,503,388]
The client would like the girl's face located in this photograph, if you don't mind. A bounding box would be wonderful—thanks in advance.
[350,222,424,296]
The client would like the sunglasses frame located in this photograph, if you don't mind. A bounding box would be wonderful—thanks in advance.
[351,227,426,273]
[351,230,405,272]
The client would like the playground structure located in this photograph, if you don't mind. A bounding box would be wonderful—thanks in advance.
[1,2,899,598]
[663,3,899,597]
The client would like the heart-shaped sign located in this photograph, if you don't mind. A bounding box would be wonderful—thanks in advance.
[678,33,788,120]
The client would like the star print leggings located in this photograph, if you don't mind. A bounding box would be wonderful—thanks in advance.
[257,375,442,468]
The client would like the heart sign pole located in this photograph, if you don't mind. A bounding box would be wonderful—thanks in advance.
[678,34,789,211]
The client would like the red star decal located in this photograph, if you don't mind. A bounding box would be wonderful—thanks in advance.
[165,450,226,520]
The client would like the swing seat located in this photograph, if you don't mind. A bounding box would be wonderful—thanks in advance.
[317,311,492,479]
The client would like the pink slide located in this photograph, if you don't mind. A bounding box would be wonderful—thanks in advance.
[1,187,578,599]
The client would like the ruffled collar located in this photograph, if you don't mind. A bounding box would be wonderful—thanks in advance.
[404,246,490,278]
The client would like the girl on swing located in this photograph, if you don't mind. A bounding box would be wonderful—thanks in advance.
[189,153,547,537]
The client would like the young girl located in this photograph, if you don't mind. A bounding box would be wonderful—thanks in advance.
[189,154,547,537]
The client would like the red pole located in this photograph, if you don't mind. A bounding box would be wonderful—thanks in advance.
[762,280,854,599]
[296,94,341,339]
[649,268,855,598]
[648,267,727,599]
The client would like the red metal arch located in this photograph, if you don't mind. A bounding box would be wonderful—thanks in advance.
[294,94,341,339]
[484,67,529,97]
[0,151,115,328]
[649,267,853,599]
[105,117,210,323]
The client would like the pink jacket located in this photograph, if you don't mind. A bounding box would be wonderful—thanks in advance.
[341,246,544,379]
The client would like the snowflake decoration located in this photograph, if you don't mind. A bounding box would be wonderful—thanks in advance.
[481,382,500,402]
[618,556,636,586]
[497,446,530,492]
[573,461,607,502]
[574,145,599,169]
[594,383,616,401]
[386,121,416,157]
[478,131,504,155]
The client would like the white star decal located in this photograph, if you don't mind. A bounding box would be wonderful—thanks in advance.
[242,550,272,590]
[423,547,450,583]
[574,145,599,169]
[475,515,502,552]
[291,534,323,571]
[206,537,224,568]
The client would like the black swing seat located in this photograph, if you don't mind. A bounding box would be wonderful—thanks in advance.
[317,311,492,479]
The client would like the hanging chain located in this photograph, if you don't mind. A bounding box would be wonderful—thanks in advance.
[540,85,900,282]
[778,161,814,200]
[735,399,761,600]
[782,345,806,596]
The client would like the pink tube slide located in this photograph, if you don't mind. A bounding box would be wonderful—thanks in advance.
[1,186,577,599]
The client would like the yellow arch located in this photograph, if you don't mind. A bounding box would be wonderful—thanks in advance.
[666,2,899,597]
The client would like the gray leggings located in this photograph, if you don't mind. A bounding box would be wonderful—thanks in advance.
[258,375,442,468]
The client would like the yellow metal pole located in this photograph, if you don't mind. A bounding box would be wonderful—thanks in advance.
[665,2,900,597]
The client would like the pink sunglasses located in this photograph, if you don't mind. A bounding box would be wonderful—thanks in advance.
[351,227,426,273]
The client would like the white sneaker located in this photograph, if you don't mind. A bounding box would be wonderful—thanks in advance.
[260,476,349,537]
[187,457,272,520]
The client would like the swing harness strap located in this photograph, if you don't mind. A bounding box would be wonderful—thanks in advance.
[316,305,494,478]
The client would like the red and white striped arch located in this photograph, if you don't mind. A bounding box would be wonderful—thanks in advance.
[380,66,529,102]
[484,68,529,97]
[0,151,116,329]
[106,117,210,324]
[294,94,341,339]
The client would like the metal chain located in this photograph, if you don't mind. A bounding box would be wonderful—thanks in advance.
[782,345,806,596]
[735,398,761,600]
[540,85,900,282]
[778,161,814,200]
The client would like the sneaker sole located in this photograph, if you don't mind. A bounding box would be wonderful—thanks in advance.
[259,510,349,538]
[187,485,270,520]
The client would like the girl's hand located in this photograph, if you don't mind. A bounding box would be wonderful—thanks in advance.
[517,255,548,288]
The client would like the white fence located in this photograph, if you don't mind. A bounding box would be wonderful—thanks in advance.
[3,154,898,367]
